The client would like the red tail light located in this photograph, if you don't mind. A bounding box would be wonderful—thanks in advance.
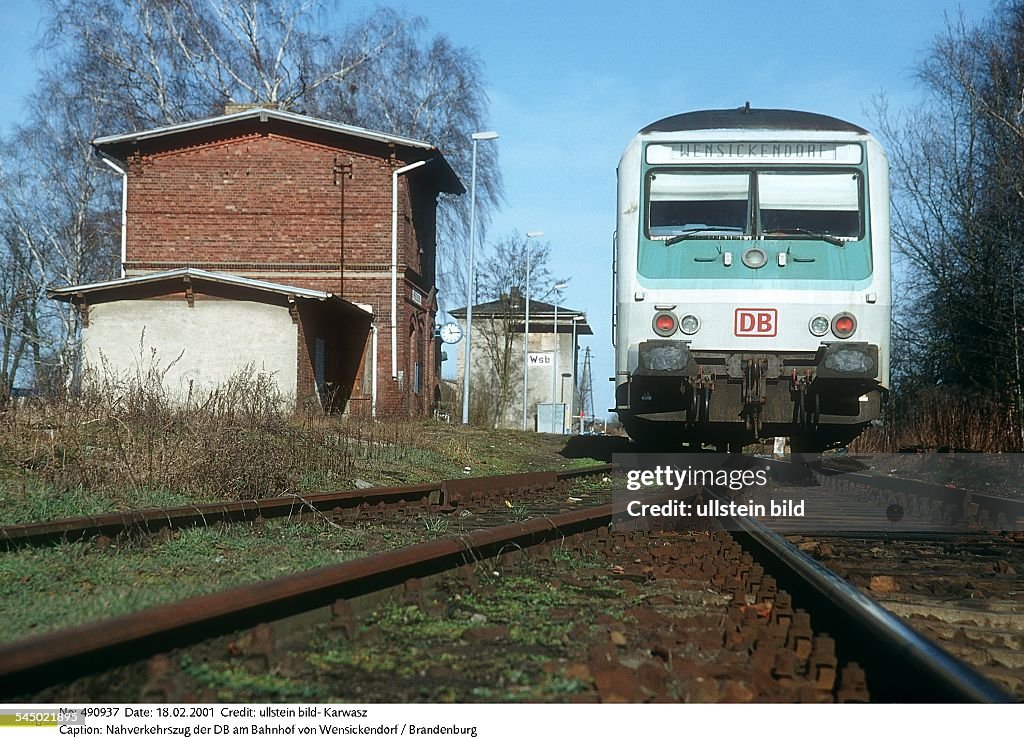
[653,311,677,336]
[832,313,856,338]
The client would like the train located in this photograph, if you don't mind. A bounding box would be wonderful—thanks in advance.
[612,106,890,452]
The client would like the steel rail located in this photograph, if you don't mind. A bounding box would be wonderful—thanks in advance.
[0,464,614,549]
[0,500,619,695]
[718,486,1015,703]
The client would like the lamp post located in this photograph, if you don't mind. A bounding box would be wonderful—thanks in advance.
[461,130,498,425]
[550,281,568,433]
[523,230,543,431]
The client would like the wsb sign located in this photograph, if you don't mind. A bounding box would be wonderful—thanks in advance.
[734,308,777,337]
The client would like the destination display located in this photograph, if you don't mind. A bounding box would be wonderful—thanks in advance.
[645,141,863,165]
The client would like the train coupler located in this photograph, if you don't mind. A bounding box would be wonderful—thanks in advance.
[790,368,819,430]
[741,358,768,436]
[684,366,715,425]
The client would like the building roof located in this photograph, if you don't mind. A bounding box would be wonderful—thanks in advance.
[449,299,593,335]
[641,107,867,135]
[93,106,465,194]
[48,268,374,317]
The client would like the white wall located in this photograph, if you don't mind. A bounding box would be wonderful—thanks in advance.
[82,299,298,399]
[456,321,575,430]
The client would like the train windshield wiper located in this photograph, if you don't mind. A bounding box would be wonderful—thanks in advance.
[663,226,744,246]
[763,228,845,247]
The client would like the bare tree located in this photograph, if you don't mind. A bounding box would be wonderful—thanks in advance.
[0,223,33,402]
[0,77,120,391]
[472,233,562,428]
[41,0,500,274]
[306,9,501,310]
[874,2,1024,445]
[1,0,499,389]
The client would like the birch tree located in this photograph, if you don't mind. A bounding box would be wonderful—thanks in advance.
[0,0,499,388]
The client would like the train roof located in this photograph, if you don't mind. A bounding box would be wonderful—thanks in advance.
[641,107,868,135]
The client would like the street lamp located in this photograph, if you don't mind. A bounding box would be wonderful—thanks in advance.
[461,130,498,425]
[523,230,543,431]
[550,281,568,433]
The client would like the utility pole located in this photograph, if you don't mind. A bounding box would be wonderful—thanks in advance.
[579,346,594,433]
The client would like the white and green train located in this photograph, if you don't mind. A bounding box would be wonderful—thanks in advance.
[613,107,891,451]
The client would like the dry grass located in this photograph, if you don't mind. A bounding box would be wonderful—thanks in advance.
[0,360,596,523]
[852,388,1023,452]
[0,363,439,504]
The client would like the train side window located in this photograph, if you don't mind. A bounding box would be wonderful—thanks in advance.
[758,171,862,238]
[647,172,749,237]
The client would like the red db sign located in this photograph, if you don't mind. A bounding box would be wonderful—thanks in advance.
[734,308,777,337]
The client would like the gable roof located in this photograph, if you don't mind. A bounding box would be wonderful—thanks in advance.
[449,299,593,335]
[93,107,465,194]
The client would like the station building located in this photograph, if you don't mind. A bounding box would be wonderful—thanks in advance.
[49,107,463,415]
[449,295,591,431]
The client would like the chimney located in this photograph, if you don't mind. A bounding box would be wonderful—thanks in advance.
[224,102,278,115]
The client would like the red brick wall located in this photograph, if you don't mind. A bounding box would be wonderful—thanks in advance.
[121,125,441,416]
[125,132,433,278]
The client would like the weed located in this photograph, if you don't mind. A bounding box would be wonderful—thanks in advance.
[504,499,530,521]
[551,546,605,570]
[421,514,449,535]
[542,676,589,695]
[179,656,317,701]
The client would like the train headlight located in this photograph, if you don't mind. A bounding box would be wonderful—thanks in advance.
[825,348,874,374]
[679,314,700,335]
[809,315,830,337]
[653,311,678,336]
[741,247,767,269]
[831,312,857,339]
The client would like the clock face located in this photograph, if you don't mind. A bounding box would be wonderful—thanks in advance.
[439,322,464,344]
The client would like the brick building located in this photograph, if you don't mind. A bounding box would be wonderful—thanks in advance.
[49,107,463,415]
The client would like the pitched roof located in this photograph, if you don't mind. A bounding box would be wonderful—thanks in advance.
[93,107,465,194]
[449,299,593,335]
[48,268,373,316]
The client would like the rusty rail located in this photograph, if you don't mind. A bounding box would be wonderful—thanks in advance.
[0,464,614,550]
[0,499,618,695]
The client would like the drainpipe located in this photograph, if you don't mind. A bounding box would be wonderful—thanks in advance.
[101,157,127,278]
[391,160,428,380]
[371,323,379,418]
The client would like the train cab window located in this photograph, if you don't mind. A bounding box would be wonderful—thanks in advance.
[758,171,861,238]
[647,172,749,237]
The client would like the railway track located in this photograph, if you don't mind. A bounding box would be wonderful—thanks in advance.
[800,534,1024,698]
[3,454,1016,702]
[0,465,613,549]
[741,453,1024,699]
[809,454,1024,531]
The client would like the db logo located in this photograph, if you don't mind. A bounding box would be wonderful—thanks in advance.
[734,308,777,337]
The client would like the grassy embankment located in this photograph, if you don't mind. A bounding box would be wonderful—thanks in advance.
[0,369,608,643]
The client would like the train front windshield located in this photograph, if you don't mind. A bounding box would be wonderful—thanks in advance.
[646,170,863,240]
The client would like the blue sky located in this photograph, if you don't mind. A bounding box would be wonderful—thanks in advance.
[0,0,994,417]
